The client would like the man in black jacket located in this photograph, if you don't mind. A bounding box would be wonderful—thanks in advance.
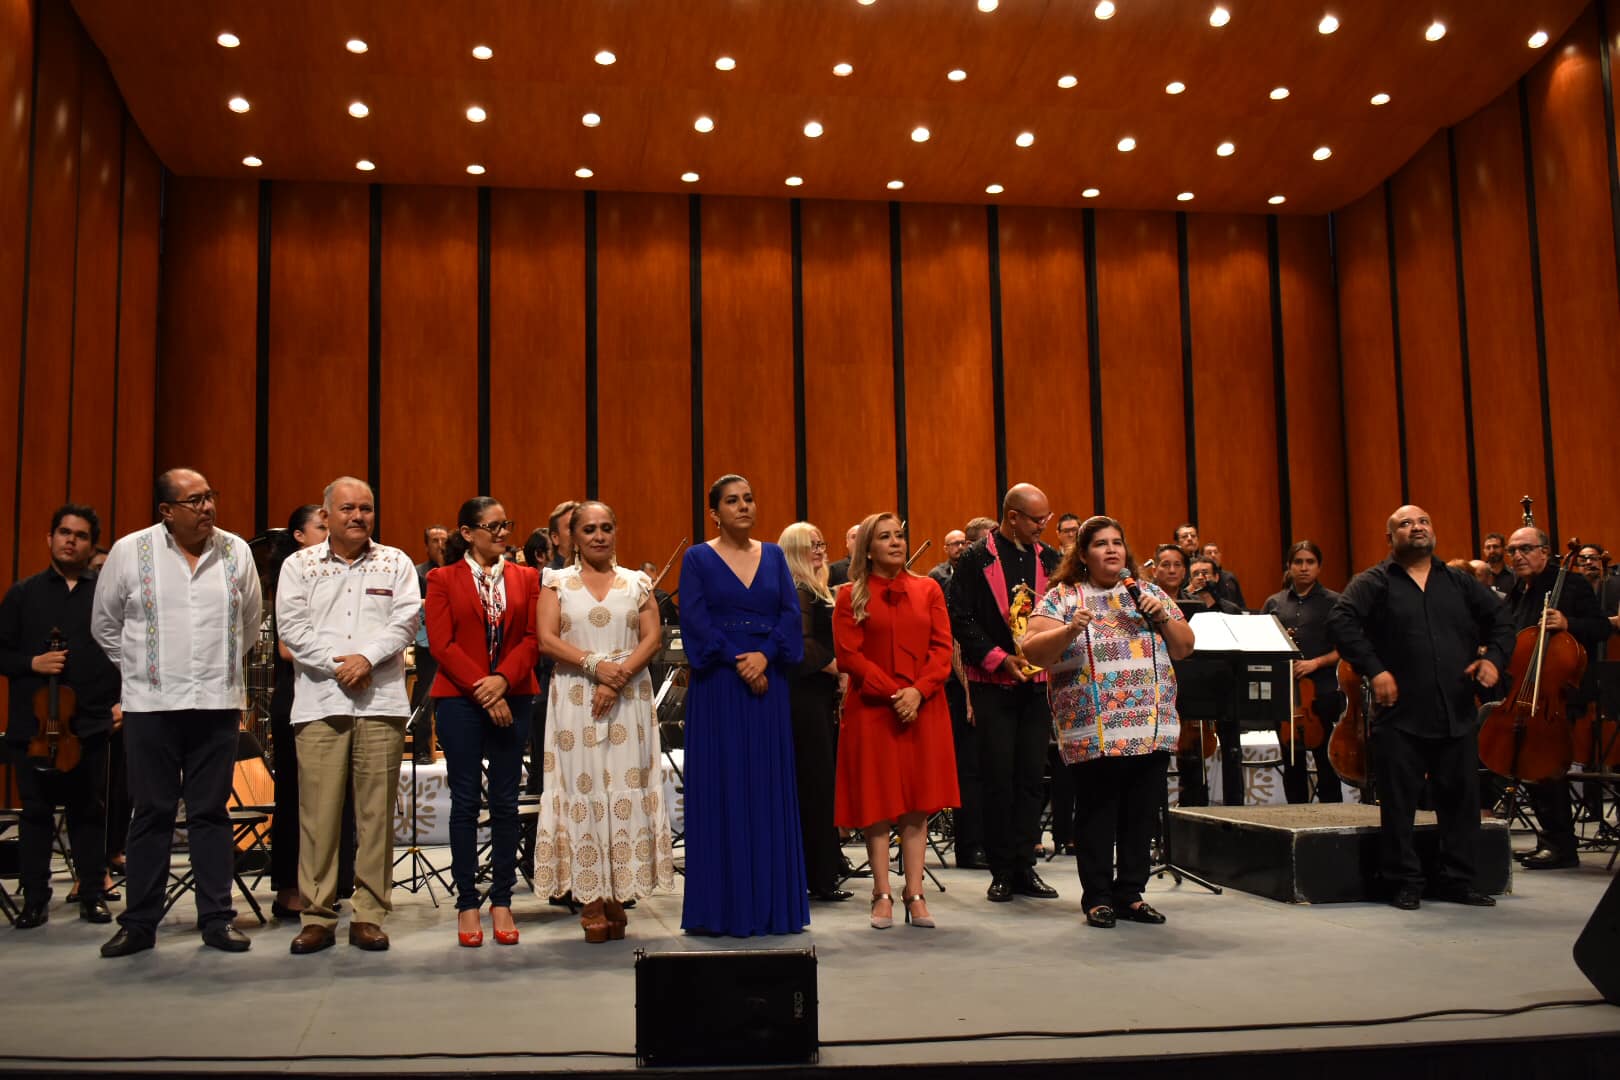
[1329,505,1514,910]
[946,484,1062,903]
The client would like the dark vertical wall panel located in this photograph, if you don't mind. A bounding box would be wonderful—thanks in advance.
[1276,216,1348,585]
[900,203,995,565]
[801,199,896,553]
[112,127,159,538]
[1390,134,1473,559]
[267,182,370,522]
[595,193,690,585]
[998,206,1092,522]
[1187,213,1279,600]
[1334,188,1403,572]
[378,186,478,551]
[1094,211,1186,548]
[489,189,586,538]
[700,196,796,544]
[0,0,36,584]
[66,51,121,518]
[1528,6,1620,549]
[1454,91,1548,539]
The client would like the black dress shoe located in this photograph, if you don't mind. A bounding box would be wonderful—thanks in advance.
[201,924,252,952]
[1434,886,1497,906]
[14,901,48,930]
[101,926,156,957]
[1014,870,1059,899]
[986,877,1014,903]
[80,898,113,924]
[810,888,853,902]
[1085,905,1117,928]
[1122,901,1167,924]
[955,848,991,870]
[270,900,302,920]
[1514,846,1548,864]
[1389,886,1422,910]
[1523,850,1579,871]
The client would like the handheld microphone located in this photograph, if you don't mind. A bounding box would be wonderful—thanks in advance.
[1122,575,1144,609]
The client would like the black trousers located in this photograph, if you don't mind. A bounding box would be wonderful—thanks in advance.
[945,679,983,858]
[1373,724,1479,891]
[408,648,439,757]
[1526,779,1576,857]
[14,731,109,903]
[120,710,240,933]
[105,728,130,863]
[1047,744,1078,848]
[1071,751,1169,913]
[788,682,843,894]
[970,682,1050,878]
[1281,693,1345,805]
[269,706,356,896]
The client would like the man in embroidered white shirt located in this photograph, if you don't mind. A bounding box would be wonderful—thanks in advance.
[275,477,420,953]
[91,468,263,957]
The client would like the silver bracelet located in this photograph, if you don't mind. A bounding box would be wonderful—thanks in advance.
[581,652,601,680]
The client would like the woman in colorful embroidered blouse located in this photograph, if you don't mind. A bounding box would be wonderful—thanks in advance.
[1022,515,1194,930]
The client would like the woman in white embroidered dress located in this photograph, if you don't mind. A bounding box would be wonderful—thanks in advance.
[535,501,674,942]
[1021,515,1195,930]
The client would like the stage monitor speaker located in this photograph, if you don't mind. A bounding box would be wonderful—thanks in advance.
[1573,870,1620,1005]
[634,947,818,1067]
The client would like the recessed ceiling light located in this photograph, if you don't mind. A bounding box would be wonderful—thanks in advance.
[1528,30,1549,49]
[785,176,804,187]
[1209,6,1231,28]
[1166,81,1186,95]
[1095,1,1116,19]
[1216,141,1235,156]
[887,179,905,190]
[682,171,700,183]
[1270,86,1290,100]
[1425,21,1445,42]
[911,126,931,142]
[467,164,485,176]
[1319,14,1339,35]
[575,167,594,179]
[804,120,824,138]
[715,56,736,71]
[595,49,616,65]
[348,101,369,118]
[217,32,240,48]
[859,0,876,5]
[1082,187,1101,198]
[242,155,261,167]
[986,183,1004,194]
[345,39,367,54]
[977,0,999,12]
[833,61,854,77]
[694,115,715,133]
[1268,195,1286,205]
[228,96,250,113]
[1370,92,1390,106]
[1116,136,1136,152]
[1313,146,1333,160]
[466,105,487,123]
[472,45,493,60]
[948,69,967,82]
[1057,74,1079,89]
[582,112,601,127]
[1015,131,1035,148]
[356,159,375,171]
[1177,191,1195,201]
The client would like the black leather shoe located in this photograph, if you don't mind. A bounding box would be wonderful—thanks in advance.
[201,924,252,952]
[1085,905,1116,928]
[101,927,156,957]
[1523,850,1579,871]
[810,888,853,902]
[1389,886,1422,910]
[1014,870,1059,899]
[79,898,113,924]
[986,877,1014,903]
[955,848,990,870]
[14,900,48,930]
[1122,901,1167,924]
[1514,846,1548,864]
[1434,886,1497,906]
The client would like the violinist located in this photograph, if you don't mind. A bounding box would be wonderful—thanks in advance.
[1262,541,1344,804]
[0,505,121,928]
[1503,528,1608,870]
[1575,544,1620,631]
[1328,506,1513,910]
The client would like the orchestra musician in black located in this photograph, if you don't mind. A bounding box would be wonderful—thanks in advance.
[1262,541,1344,805]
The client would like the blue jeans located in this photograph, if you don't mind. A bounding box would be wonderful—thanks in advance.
[434,695,535,911]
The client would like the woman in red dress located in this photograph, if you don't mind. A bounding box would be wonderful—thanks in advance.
[833,512,959,929]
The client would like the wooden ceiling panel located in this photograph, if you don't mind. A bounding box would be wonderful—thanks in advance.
[72,0,1588,212]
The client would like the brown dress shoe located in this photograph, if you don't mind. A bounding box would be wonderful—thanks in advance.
[348,922,390,951]
[290,924,336,955]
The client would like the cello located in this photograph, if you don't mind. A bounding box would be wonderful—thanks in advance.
[26,628,82,773]
[1328,660,1372,792]
[1278,629,1326,763]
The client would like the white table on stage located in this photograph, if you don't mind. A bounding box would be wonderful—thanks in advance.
[1169,731,1362,806]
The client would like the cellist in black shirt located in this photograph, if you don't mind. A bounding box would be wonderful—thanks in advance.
[1328,506,1514,911]
[1262,541,1344,804]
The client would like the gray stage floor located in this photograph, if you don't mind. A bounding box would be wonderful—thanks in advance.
[3,844,1618,1072]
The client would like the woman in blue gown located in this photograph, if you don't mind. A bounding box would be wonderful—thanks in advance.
[678,474,809,936]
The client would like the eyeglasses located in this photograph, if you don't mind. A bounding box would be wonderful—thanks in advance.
[1014,510,1053,527]
[473,520,516,535]
[1505,543,1545,555]
[167,491,219,511]
[809,540,828,551]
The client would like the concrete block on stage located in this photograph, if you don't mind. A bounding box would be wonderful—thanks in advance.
[1168,804,1512,903]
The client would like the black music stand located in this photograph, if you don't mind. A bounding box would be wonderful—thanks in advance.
[393,704,453,903]
[652,629,688,873]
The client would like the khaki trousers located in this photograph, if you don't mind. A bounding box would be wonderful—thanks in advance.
[296,715,406,928]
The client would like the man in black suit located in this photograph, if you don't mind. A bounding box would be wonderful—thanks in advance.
[826,523,860,588]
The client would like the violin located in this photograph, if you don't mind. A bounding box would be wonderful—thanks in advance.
[27,628,82,773]
[1176,717,1218,758]
[1327,660,1371,791]
[1279,629,1326,756]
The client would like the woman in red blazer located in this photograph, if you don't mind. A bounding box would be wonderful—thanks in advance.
[426,496,540,947]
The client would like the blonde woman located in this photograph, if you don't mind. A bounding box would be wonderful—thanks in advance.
[833,513,958,929]
[779,522,850,903]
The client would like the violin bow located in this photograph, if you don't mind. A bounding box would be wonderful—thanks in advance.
[650,537,688,594]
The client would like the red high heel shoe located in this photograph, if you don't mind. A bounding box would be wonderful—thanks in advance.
[457,911,484,947]
[491,906,519,945]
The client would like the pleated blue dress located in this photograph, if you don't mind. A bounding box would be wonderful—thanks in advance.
[678,541,810,936]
